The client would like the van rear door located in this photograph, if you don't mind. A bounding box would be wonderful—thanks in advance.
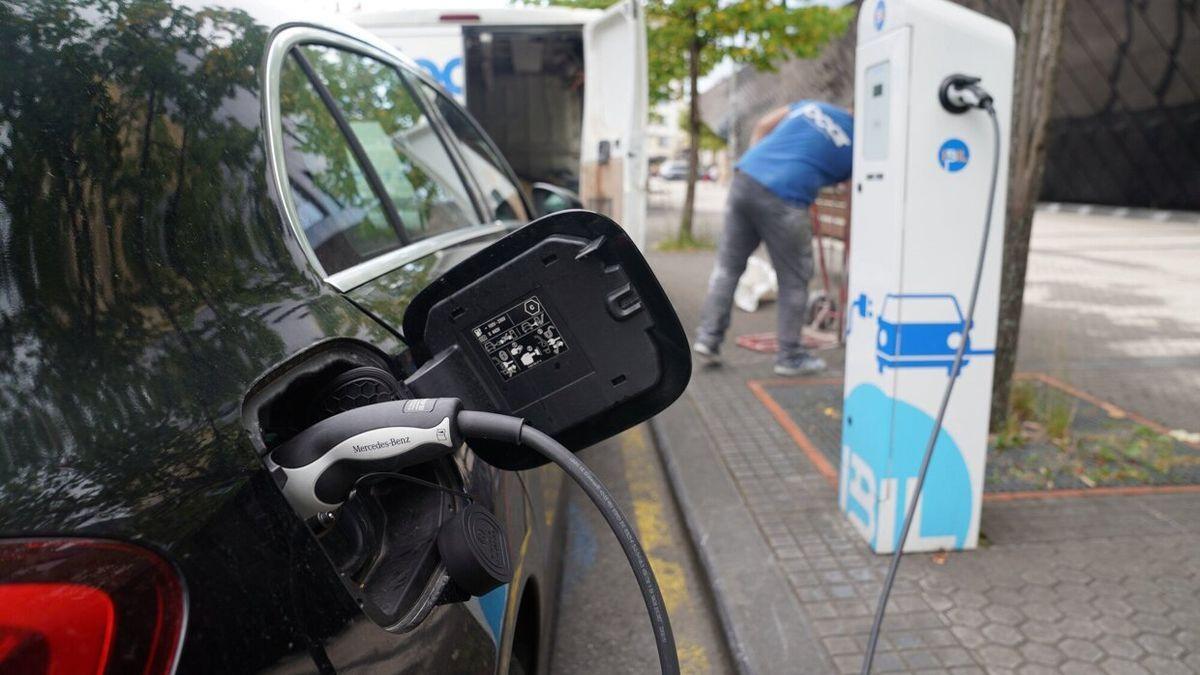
[581,0,648,249]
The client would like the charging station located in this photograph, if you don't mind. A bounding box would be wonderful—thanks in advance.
[840,0,1014,554]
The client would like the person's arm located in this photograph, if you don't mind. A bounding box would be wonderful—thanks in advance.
[749,105,790,146]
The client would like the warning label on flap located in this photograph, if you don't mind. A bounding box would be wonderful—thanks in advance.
[472,296,568,380]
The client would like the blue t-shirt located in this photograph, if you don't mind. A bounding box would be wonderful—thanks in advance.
[736,100,853,206]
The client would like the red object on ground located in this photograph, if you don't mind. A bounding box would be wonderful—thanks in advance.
[735,330,837,354]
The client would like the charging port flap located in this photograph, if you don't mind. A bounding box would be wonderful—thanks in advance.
[402,210,691,469]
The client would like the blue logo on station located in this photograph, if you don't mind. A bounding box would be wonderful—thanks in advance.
[938,138,970,172]
[873,0,886,30]
[842,384,974,550]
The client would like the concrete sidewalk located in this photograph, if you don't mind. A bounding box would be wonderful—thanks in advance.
[643,203,1200,673]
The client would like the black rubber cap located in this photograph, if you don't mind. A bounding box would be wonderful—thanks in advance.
[308,365,400,423]
[436,504,512,596]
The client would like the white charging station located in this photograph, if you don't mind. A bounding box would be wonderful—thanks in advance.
[839,0,1014,554]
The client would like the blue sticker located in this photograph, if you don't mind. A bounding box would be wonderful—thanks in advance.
[873,0,886,30]
[841,384,974,550]
[874,293,993,375]
[938,138,970,172]
[416,56,463,95]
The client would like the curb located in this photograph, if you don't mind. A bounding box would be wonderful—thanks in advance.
[648,396,832,675]
[648,413,751,675]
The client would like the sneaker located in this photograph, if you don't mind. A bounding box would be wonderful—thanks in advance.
[774,354,826,376]
[693,341,722,367]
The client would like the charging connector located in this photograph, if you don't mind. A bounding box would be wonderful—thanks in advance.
[270,401,681,675]
[939,74,995,114]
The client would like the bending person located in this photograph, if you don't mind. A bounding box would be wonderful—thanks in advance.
[694,100,853,376]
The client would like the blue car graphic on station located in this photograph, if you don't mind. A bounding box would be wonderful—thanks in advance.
[875,293,992,374]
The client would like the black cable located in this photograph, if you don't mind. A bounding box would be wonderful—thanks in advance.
[457,411,680,675]
[861,103,1001,675]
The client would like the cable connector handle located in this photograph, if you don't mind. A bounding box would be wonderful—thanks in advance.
[270,398,464,519]
[939,74,994,114]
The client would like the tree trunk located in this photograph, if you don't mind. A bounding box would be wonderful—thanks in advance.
[989,0,1068,431]
[678,26,701,243]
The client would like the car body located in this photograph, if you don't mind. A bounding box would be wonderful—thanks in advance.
[0,1,566,672]
[875,293,972,373]
[658,160,689,180]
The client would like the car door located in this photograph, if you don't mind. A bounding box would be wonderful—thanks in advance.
[581,0,648,249]
[262,26,536,672]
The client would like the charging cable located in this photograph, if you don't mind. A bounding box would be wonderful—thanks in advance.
[269,399,680,675]
[458,411,680,675]
[860,79,1001,674]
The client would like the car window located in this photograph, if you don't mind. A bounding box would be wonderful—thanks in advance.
[299,45,477,241]
[279,44,482,277]
[417,81,529,223]
[279,52,402,275]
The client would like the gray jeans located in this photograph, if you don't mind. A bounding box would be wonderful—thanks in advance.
[697,172,814,360]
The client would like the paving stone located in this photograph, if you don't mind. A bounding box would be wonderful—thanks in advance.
[1020,602,1063,623]
[945,608,986,628]
[1129,611,1175,635]
[981,623,1023,647]
[1018,665,1060,675]
[950,626,986,650]
[983,605,1024,626]
[1099,657,1150,675]
[1133,632,1183,659]
[901,650,940,670]
[823,635,860,656]
[1093,597,1134,618]
[977,645,1022,669]
[1019,642,1065,667]
[1060,618,1105,640]
[1061,661,1105,675]
[1059,637,1105,663]
[1096,615,1139,638]
[1097,634,1144,660]
[932,647,973,667]
[1140,655,1192,675]
[1019,620,1063,645]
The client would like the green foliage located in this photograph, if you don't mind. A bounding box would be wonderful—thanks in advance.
[1043,391,1076,443]
[989,380,1200,491]
[520,0,855,106]
[1009,380,1037,422]
[655,232,714,251]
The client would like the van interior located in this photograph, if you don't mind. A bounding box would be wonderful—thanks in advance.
[462,26,584,193]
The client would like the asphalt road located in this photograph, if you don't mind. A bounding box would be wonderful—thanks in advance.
[550,425,734,675]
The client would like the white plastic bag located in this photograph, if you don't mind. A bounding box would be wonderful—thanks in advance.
[734,256,777,313]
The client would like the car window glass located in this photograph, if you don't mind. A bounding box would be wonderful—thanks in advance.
[418,82,529,223]
[298,45,477,243]
[279,53,402,275]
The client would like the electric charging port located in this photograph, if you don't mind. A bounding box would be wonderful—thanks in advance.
[240,340,477,632]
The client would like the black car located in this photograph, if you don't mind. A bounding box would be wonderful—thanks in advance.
[0,1,610,672]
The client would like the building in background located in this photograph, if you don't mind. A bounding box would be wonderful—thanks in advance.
[699,0,1199,211]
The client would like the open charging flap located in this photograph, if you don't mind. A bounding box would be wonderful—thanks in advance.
[402,210,692,469]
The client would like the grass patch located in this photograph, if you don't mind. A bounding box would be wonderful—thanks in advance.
[989,379,1199,490]
[655,233,714,252]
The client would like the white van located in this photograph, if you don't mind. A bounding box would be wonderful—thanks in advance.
[350,3,649,248]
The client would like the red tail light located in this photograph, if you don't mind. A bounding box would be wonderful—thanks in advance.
[0,539,186,675]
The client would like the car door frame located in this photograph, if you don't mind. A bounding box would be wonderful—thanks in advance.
[260,23,548,673]
[263,24,514,293]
